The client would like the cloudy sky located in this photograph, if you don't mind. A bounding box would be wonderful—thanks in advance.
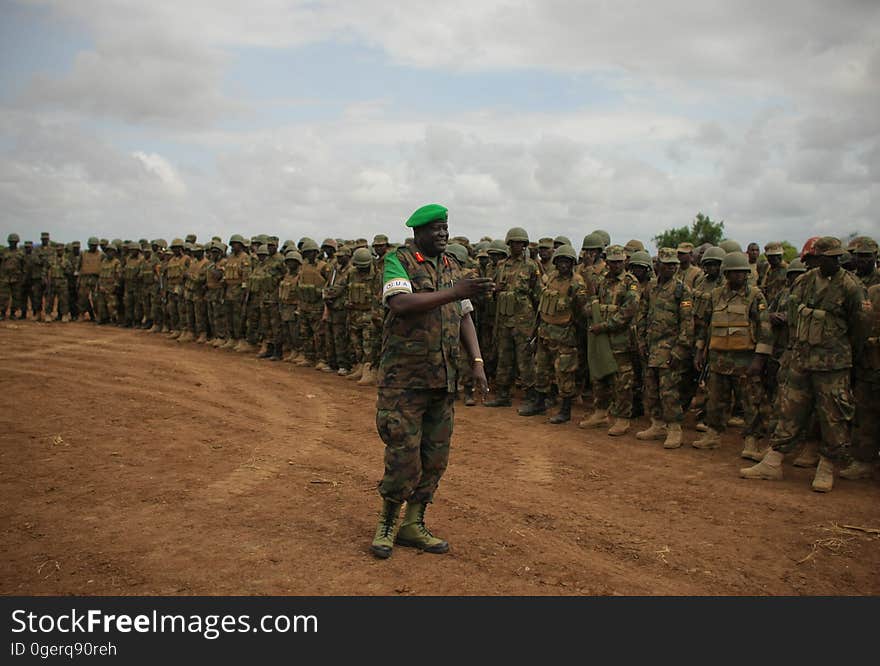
[1,0,878,249]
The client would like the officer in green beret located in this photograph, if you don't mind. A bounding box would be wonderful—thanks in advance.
[370,203,494,560]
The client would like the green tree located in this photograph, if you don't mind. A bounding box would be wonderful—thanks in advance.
[653,212,724,249]
[780,241,799,263]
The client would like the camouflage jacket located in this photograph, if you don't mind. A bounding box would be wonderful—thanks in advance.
[699,283,773,375]
[760,262,788,306]
[278,271,300,320]
[493,254,541,325]
[589,270,640,352]
[346,264,381,314]
[856,284,880,384]
[139,256,159,288]
[323,262,351,312]
[21,250,46,282]
[692,273,723,344]
[636,277,694,368]
[296,260,327,313]
[98,257,122,291]
[123,256,143,289]
[222,252,251,293]
[377,247,465,393]
[860,267,880,289]
[47,254,72,281]
[675,264,702,290]
[789,267,868,371]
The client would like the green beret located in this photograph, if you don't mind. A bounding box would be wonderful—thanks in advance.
[406,203,448,228]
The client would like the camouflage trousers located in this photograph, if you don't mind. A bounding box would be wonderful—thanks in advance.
[192,296,208,336]
[592,351,635,418]
[325,310,351,369]
[850,378,880,463]
[706,371,765,437]
[24,280,43,315]
[298,309,323,362]
[224,285,245,339]
[77,275,98,317]
[535,337,579,398]
[349,309,377,366]
[245,297,261,343]
[139,287,153,324]
[207,296,226,340]
[281,319,300,353]
[166,292,182,330]
[458,341,474,391]
[152,291,166,328]
[0,280,23,316]
[46,278,69,317]
[123,287,140,325]
[643,364,684,423]
[95,288,118,323]
[259,300,281,346]
[770,366,854,461]
[376,387,453,505]
[494,321,535,392]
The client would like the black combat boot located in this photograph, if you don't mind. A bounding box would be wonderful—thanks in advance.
[518,389,547,416]
[258,342,275,359]
[548,397,572,424]
[484,389,512,407]
[270,343,283,361]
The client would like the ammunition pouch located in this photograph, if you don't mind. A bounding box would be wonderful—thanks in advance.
[497,291,519,317]
[709,301,755,351]
[538,289,571,325]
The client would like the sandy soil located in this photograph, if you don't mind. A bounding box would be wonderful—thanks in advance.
[1,320,878,596]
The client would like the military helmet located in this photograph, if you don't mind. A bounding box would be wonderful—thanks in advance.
[7,233,20,242]
[185,234,197,243]
[284,249,303,263]
[537,237,554,249]
[87,236,99,246]
[552,244,578,263]
[764,241,784,256]
[592,229,611,247]
[72,240,80,248]
[624,239,645,255]
[255,244,269,256]
[372,234,389,246]
[553,235,572,247]
[321,238,338,249]
[581,233,604,250]
[700,246,726,264]
[786,259,807,275]
[848,235,878,255]
[336,245,352,257]
[505,227,529,244]
[300,238,320,252]
[229,234,245,245]
[605,244,627,262]
[24,240,33,247]
[719,239,743,254]
[99,238,109,246]
[658,247,680,264]
[721,251,750,272]
[488,239,511,257]
[352,247,373,268]
[628,250,653,268]
[170,238,184,248]
[445,243,469,266]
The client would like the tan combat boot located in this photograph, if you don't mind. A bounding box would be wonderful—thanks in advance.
[811,456,834,493]
[740,449,784,480]
[740,435,762,461]
[177,331,193,343]
[195,333,208,344]
[258,341,269,356]
[235,339,257,353]
[61,313,71,323]
[395,502,449,554]
[839,460,875,481]
[792,441,819,468]
[636,418,667,441]
[314,360,330,372]
[578,408,608,429]
[346,363,364,380]
[663,423,683,449]
[692,426,721,450]
[370,499,402,559]
[357,363,375,385]
[728,415,746,428]
[211,337,226,348]
[169,329,182,339]
[607,418,630,436]
[221,338,238,350]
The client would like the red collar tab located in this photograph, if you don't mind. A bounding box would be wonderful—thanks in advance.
[414,251,425,263]
[442,255,449,268]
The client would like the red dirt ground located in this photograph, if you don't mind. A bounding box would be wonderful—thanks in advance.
[2,320,878,596]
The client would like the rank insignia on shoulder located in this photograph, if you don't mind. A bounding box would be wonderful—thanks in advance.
[414,251,425,263]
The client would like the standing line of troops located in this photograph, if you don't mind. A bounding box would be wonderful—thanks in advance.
[2,228,878,492]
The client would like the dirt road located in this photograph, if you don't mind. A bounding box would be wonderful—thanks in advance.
[2,321,878,595]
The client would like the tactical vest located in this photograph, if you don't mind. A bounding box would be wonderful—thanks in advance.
[709,287,757,351]
[206,260,224,290]
[48,256,68,280]
[279,275,299,304]
[98,259,120,288]
[78,251,101,275]
[495,256,535,317]
[538,279,574,325]
[166,256,187,284]
[296,262,325,305]
[348,270,374,310]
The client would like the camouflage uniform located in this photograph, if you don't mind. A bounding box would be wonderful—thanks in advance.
[295,257,327,363]
[46,250,72,319]
[95,252,122,323]
[206,250,227,342]
[278,256,301,356]
[322,256,353,371]
[122,249,143,326]
[376,245,466,504]
[347,261,382,369]
[492,252,541,398]
[850,283,880,466]
[759,257,789,307]
[21,244,46,319]
[588,261,640,420]
[165,249,190,332]
[256,252,283,351]
[534,270,588,399]
[769,249,868,461]
[77,246,102,318]
[139,251,159,328]
[223,248,251,341]
[189,252,210,339]
[697,278,773,439]
[636,256,694,425]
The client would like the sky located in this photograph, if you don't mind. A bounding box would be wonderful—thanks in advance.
[1,0,878,251]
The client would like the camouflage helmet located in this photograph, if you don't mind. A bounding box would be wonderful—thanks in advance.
[185,234,197,244]
[719,239,742,254]
[87,236,99,246]
[786,259,807,275]
[581,233,605,250]
[24,240,33,247]
[657,247,680,264]
[628,250,653,268]
[605,245,627,262]
[229,234,245,246]
[700,246,726,264]
[537,237,554,249]
[591,229,611,247]
[284,249,303,264]
[71,240,80,248]
[255,244,269,256]
[352,247,373,268]
[321,238,338,250]
[7,233,20,242]
[624,239,645,256]
[848,235,878,255]
[372,234,389,246]
[192,243,204,253]
[721,251,751,272]
[445,243,469,266]
[156,238,168,249]
[99,238,109,246]
[552,244,578,263]
[300,238,320,252]
[553,235,572,247]
[505,227,529,244]
[170,238,185,248]
[336,245,352,258]
[488,238,511,257]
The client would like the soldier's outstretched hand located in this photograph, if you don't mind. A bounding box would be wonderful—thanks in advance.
[453,277,495,300]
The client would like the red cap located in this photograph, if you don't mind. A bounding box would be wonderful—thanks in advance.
[800,236,821,260]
